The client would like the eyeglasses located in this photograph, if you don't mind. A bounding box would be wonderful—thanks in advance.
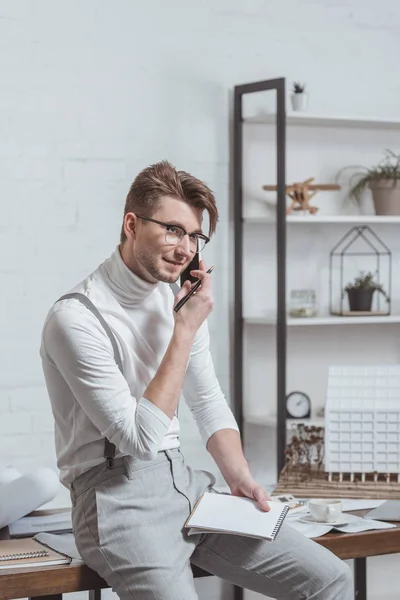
[135,214,210,253]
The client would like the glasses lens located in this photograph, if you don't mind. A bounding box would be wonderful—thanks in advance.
[196,237,206,253]
[165,228,207,252]
[165,230,182,245]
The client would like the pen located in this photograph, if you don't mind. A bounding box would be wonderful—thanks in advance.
[174,266,215,313]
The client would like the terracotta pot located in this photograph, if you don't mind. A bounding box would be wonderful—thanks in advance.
[369,179,400,215]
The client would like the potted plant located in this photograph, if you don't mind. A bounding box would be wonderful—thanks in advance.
[344,271,390,312]
[338,150,400,215]
[291,82,307,112]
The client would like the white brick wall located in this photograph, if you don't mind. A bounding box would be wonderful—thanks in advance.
[1,1,400,598]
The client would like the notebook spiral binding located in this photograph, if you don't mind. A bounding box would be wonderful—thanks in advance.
[271,505,289,541]
[0,550,49,562]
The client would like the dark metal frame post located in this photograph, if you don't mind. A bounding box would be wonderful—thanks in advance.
[233,85,244,434]
[232,77,287,478]
[275,79,287,476]
[354,557,367,599]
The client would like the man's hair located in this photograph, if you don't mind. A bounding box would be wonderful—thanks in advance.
[120,161,218,244]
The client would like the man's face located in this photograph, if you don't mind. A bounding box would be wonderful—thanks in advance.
[123,196,203,284]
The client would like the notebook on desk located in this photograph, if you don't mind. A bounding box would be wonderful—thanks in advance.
[0,538,71,569]
[364,500,400,522]
[185,492,289,542]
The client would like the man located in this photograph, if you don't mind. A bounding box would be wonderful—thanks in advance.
[41,161,352,599]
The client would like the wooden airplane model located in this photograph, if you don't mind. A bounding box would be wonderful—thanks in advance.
[262,177,341,214]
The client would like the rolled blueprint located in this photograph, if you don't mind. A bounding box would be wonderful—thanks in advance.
[0,467,60,529]
[0,467,21,487]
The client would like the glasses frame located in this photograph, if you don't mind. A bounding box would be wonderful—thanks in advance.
[134,214,210,252]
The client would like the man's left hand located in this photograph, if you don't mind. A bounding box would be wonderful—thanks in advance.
[230,476,271,512]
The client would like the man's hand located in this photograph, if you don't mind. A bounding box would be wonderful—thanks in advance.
[173,259,214,334]
[230,475,271,512]
[206,429,270,512]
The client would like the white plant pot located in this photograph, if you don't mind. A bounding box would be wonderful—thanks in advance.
[291,93,308,112]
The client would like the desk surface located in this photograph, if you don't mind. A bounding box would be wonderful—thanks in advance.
[316,509,400,560]
[1,512,399,600]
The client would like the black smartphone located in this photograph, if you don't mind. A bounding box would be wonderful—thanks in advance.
[180,254,199,286]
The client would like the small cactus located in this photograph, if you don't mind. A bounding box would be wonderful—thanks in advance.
[293,81,306,94]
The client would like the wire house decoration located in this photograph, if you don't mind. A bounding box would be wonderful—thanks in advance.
[329,226,392,317]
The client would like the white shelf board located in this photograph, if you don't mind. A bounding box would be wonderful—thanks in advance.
[244,113,400,130]
[244,215,400,224]
[245,414,325,428]
[244,315,400,326]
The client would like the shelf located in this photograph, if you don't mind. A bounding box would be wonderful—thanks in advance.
[245,414,325,428]
[234,78,400,474]
[244,215,400,224]
[244,113,400,130]
[244,315,400,326]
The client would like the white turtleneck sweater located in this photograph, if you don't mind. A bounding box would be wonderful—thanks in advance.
[40,248,239,486]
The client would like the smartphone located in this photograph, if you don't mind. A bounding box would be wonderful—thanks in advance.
[180,254,199,286]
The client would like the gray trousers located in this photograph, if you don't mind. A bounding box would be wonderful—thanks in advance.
[70,449,353,599]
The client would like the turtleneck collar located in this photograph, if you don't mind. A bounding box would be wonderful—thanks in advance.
[101,247,159,306]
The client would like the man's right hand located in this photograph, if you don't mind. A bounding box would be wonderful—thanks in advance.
[173,260,214,334]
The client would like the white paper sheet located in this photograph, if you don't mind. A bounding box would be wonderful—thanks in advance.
[340,499,387,512]
[9,510,72,536]
[288,520,332,538]
[0,467,21,487]
[0,467,60,529]
[288,513,396,538]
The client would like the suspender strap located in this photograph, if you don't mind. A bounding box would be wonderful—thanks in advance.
[56,292,122,469]
[169,282,180,295]
[56,284,179,469]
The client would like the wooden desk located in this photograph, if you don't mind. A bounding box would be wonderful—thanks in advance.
[318,510,400,600]
[0,563,211,600]
[1,515,399,600]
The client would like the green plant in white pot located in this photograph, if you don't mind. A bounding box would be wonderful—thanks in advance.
[344,271,390,313]
[338,150,400,216]
[291,82,307,112]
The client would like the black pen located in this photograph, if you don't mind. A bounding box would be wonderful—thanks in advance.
[174,266,215,313]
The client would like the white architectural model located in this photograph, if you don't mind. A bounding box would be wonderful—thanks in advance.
[325,365,400,481]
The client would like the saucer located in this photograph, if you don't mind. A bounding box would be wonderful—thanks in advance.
[299,514,349,527]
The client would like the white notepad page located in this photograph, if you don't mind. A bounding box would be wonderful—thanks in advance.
[186,492,288,541]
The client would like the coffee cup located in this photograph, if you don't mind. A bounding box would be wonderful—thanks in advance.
[308,499,343,523]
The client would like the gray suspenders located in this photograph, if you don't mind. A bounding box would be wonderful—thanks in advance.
[56,283,180,469]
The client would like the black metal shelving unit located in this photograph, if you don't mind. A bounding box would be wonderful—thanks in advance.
[232,77,287,475]
[231,76,366,600]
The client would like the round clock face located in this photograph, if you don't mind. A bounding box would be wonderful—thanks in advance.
[286,391,311,419]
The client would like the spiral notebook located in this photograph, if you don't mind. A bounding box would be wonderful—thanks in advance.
[185,493,289,542]
[0,538,71,569]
